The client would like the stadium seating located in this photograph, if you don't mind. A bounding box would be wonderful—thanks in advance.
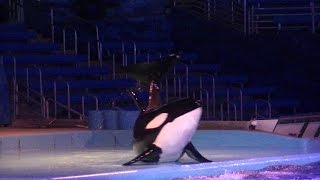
[1,0,312,123]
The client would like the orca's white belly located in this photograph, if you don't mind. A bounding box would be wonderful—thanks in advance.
[153,107,202,162]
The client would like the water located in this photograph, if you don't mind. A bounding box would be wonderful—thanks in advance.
[0,130,319,179]
[176,161,320,180]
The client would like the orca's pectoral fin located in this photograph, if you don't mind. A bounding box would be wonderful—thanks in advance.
[123,144,162,166]
[184,142,212,163]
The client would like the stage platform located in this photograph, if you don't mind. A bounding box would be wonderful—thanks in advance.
[0,128,320,179]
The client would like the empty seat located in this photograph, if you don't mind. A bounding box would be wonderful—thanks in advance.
[248,0,313,6]
[0,23,27,32]
[0,42,61,53]
[135,42,174,50]
[238,99,300,109]
[242,86,275,96]
[2,54,87,65]
[187,75,248,85]
[125,53,162,64]
[174,64,221,74]
[55,91,149,104]
[104,41,132,52]
[180,53,199,63]
[7,67,110,78]
[0,32,37,41]
[30,79,137,90]
[274,15,320,25]
[214,86,275,97]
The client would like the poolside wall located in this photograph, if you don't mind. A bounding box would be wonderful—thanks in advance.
[1,130,319,155]
[0,130,133,154]
[199,121,250,130]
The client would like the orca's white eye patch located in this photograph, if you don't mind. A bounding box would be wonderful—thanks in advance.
[146,113,168,129]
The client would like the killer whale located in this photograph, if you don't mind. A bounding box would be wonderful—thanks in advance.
[122,54,211,166]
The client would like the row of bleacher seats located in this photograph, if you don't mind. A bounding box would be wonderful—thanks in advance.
[6,55,295,119]
[2,54,87,65]
[247,0,320,32]
[247,0,319,5]
[0,42,61,53]
[0,32,38,41]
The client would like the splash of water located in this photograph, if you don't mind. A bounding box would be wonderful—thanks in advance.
[175,161,320,180]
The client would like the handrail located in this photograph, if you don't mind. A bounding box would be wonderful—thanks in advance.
[61,27,78,55]
[226,87,243,120]
[162,74,184,100]
[49,7,102,62]
[173,62,189,97]
[250,1,320,34]
[12,83,45,124]
[220,100,237,121]
[176,0,320,34]
[180,72,216,117]
[9,0,24,22]
[11,71,87,126]
[87,39,103,67]
[199,73,216,118]
[53,80,71,119]
[25,67,44,108]
[175,0,247,33]
[46,97,87,125]
[163,71,217,119]
[82,94,99,116]
[191,88,210,119]
[255,99,271,119]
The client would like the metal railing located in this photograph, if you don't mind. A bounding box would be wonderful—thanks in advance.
[255,99,271,119]
[9,0,24,22]
[250,2,320,34]
[175,0,248,33]
[49,7,103,65]
[192,88,210,119]
[6,1,105,126]
[226,87,243,120]
[22,1,102,64]
[220,100,237,121]
[12,75,87,126]
[175,0,320,34]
